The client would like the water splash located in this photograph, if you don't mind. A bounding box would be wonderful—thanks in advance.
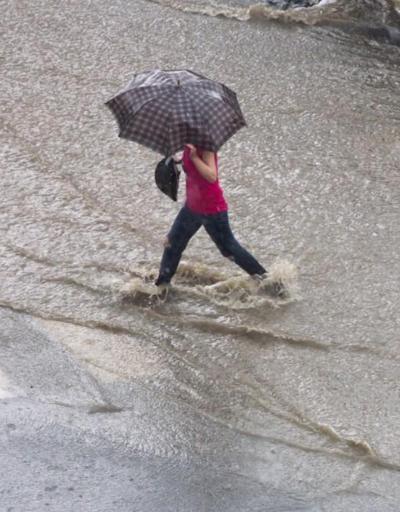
[121,259,299,309]
[146,0,400,27]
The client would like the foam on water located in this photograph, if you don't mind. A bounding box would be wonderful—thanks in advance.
[146,0,400,26]
[120,258,299,309]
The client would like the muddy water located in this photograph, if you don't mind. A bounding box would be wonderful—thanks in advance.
[1,0,400,510]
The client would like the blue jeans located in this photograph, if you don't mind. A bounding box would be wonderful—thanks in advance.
[156,206,266,285]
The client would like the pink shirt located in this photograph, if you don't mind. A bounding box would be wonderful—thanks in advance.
[182,147,228,215]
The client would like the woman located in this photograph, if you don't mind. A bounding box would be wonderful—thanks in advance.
[155,144,267,288]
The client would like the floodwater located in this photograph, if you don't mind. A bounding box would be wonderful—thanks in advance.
[1,0,400,510]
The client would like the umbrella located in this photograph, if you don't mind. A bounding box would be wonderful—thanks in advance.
[105,69,246,156]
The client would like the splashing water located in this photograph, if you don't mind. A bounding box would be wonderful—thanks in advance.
[146,0,400,27]
[120,259,299,309]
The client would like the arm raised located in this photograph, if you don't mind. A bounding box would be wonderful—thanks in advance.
[187,145,217,183]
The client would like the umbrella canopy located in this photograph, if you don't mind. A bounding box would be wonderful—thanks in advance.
[105,69,246,156]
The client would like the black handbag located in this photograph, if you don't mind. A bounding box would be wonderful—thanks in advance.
[154,157,181,201]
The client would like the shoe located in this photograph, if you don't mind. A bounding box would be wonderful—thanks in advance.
[251,272,268,282]
[155,282,170,300]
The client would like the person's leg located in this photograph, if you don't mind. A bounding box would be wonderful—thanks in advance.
[203,211,266,276]
[155,206,202,285]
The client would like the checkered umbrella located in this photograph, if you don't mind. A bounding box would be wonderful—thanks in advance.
[105,69,246,156]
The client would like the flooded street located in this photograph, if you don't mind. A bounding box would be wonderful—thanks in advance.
[1,0,400,510]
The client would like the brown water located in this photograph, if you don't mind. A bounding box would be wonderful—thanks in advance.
[1,0,400,510]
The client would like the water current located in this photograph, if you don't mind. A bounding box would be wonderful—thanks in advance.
[148,0,400,26]
[1,0,400,510]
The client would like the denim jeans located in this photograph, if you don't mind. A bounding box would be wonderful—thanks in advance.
[156,206,266,285]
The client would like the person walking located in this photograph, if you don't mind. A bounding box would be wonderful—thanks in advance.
[105,69,286,297]
[155,144,267,288]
